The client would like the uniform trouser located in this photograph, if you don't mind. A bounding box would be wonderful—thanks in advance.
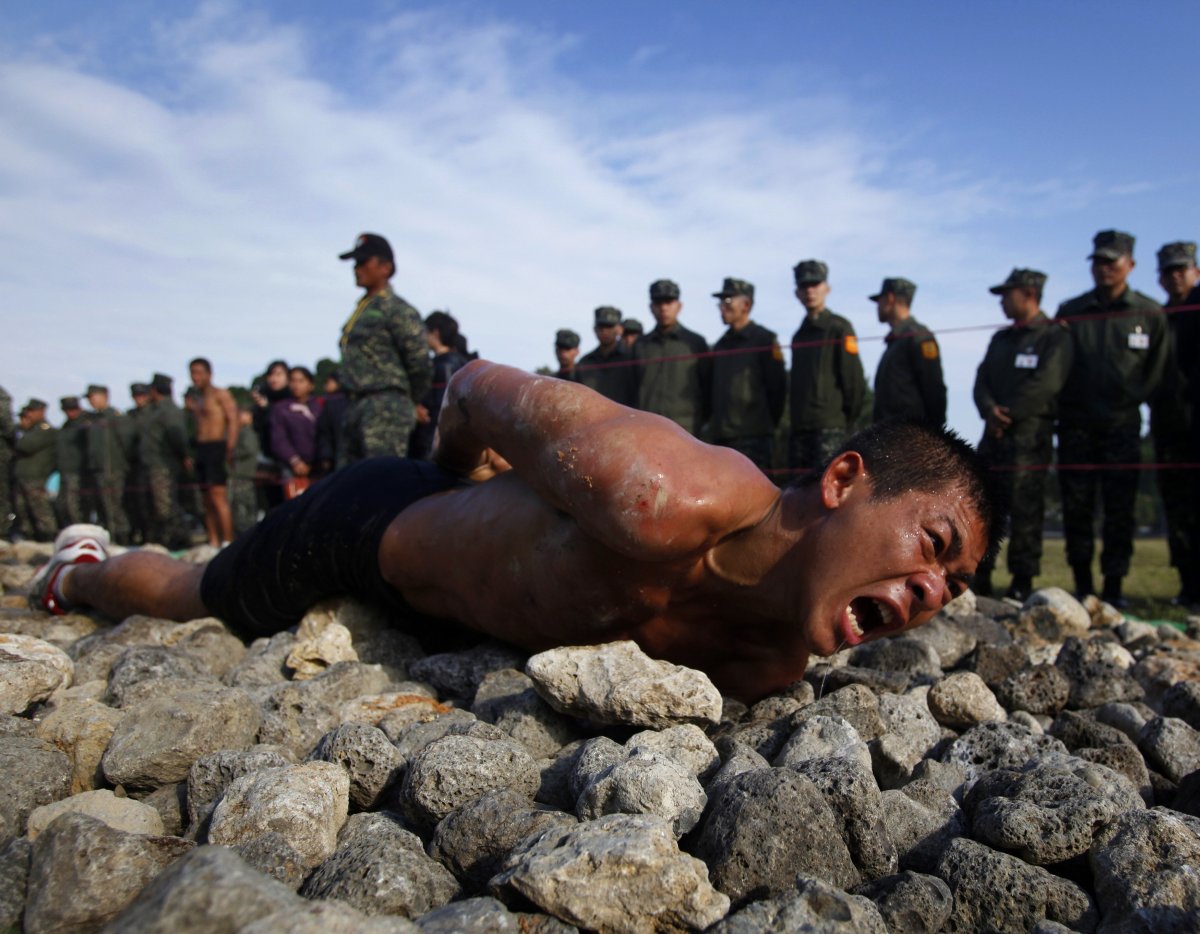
[1057,418,1141,579]
[788,428,847,480]
[342,391,416,462]
[93,471,130,543]
[0,451,12,537]
[147,466,189,547]
[1154,428,1200,582]
[715,435,774,474]
[976,420,1054,579]
[229,476,259,535]
[56,472,83,527]
[14,479,56,541]
[125,469,150,544]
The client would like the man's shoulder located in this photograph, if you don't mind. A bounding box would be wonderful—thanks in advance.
[1125,288,1163,312]
[674,324,710,350]
[744,321,778,344]
[1056,289,1099,317]
[372,288,420,317]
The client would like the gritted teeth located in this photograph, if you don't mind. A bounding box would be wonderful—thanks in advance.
[850,597,897,636]
[847,605,863,638]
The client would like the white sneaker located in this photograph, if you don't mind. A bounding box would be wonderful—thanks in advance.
[31,524,111,615]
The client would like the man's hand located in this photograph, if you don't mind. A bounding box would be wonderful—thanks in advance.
[460,447,511,483]
[985,405,1012,439]
[415,404,431,426]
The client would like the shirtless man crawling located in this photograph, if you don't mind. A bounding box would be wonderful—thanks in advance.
[187,357,239,547]
[34,361,1001,702]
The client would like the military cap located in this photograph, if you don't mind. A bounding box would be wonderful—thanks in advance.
[1089,229,1135,261]
[793,260,829,286]
[594,306,623,326]
[25,398,47,412]
[649,279,681,302]
[989,268,1048,295]
[555,329,581,350]
[338,232,394,264]
[622,317,644,335]
[869,277,917,303]
[86,384,108,396]
[712,277,755,300]
[60,396,81,411]
[1157,241,1197,271]
[130,382,151,396]
[151,373,173,394]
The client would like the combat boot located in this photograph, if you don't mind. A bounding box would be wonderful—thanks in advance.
[1102,576,1127,610]
[1072,566,1095,600]
[1005,575,1033,602]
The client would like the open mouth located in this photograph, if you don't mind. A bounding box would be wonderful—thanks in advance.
[846,596,901,641]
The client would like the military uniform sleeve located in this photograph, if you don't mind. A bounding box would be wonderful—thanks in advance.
[973,335,999,419]
[836,322,866,426]
[693,332,714,426]
[1133,308,1169,406]
[165,408,190,460]
[0,390,14,447]
[761,332,787,426]
[911,331,947,424]
[388,305,433,402]
[1005,326,1073,422]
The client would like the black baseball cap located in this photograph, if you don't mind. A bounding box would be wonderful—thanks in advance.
[339,233,394,264]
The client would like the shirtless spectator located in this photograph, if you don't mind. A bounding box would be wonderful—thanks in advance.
[188,358,238,547]
[32,361,1000,702]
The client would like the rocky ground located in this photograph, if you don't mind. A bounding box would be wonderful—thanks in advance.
[2,540,1200,933]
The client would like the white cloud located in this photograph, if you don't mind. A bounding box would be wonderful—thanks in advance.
[0,4,1123,439]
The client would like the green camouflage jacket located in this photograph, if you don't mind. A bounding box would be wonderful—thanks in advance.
[139,398,189,469]
[339,286,433,402]
[13,421,57,483]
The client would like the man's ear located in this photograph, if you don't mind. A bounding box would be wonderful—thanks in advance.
[820,451,866,510]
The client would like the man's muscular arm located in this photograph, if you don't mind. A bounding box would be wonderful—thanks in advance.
[434,360,777,560]
[219,388,238,460]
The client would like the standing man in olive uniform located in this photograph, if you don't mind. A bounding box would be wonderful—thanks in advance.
[633,279,711,436]
[337,233,432,461]
[553,330,582,381]
[577,307,637,406]
[125,383,153,545]
[13,400,57,541]
[142,374,191,548]
[1056,230,1167,605]
[1150,241,1200,604]
[55,396,89,527]
[788,260,867,476]
[871,278,946,425]
[0,385,14,539]
[709,278,786,472]
[972,269,1072,600]
[84,384,132,545]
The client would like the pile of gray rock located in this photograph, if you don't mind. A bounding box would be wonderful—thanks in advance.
[2,539,1200,933]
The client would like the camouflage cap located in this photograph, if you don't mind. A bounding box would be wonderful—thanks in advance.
[1089,229,1135,261]
[338,232,394,264]
[1157,241,1198,271]
[712,277,755,300]
[60,396,81,411]
[594,306,623,326]
[793,260,829,285]
[869,277,917,303]
[649,279,681,302]
[988,268,1048,295]
[25,398,47,412]
[622,317,644,335]
[86,384,108,396]
[130,382,151,396]
[555,329,581,350]
[151,373,173,394]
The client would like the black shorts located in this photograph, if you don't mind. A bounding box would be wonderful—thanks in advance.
[194,441,229,487]
[200,457,462,639]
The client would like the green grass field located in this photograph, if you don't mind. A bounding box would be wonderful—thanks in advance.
[989,536,1192,624]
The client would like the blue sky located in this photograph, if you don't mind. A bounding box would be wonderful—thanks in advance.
[2,0,1196,440]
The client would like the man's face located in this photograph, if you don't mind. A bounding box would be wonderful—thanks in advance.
[64,407,82,421]
[354,255,392,291]
[238,409,253,427]
[87,391,108,412]
[718,296,752,330]
[875,294,896,325]
[622,331,640,350]
[796,281,830,314]
[190,364,211,390]
[595,323,621,350]
[650,299,681,329]
[797,459,987,658]
[1159,264,1199,304]
[555,346,579,369]
[1091,254,1134,291]
[132,394,149,409]
[999,287,1038,322]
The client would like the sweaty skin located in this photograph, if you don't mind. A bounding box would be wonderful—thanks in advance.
[381,360,987,700]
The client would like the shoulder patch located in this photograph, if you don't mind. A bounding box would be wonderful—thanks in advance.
[771,342,784,362]
[920,339,939,360]
[843,335,859,355]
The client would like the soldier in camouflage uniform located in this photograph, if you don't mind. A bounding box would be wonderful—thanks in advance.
[709,278,786,472]
[84,384,132,545]
[577,307,637,405]
[337,233,432,461]
[787,260,867,478]
[1151,241,1200,605]
[229,405,261,535]
[124,383,153,545]
[871,278,946,425]
[0,385,14,538]
[13,400,57,541]
[553,330,582,381]
[141,374,191,548]
[1057,230,1167,605]
[55,397,88,527]
[633,279,712,436]
[972,269,1072,600]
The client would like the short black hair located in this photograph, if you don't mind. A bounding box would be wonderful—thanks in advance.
[189,357,212,373]
[796,419,1008,567]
